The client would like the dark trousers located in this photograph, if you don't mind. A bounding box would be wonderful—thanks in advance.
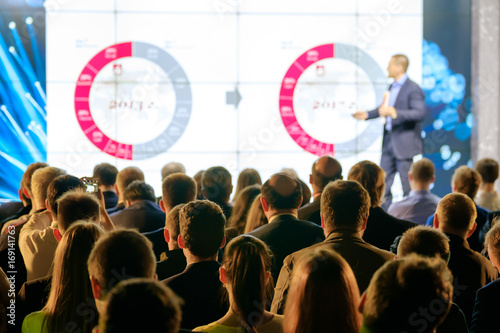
[380,132,412,210]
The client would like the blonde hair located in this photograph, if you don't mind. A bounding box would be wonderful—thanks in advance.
[485,218,500,264]
[452,166,481,199]
[436,193,477,233]
[30,166,65,207]
[244,194,267,233]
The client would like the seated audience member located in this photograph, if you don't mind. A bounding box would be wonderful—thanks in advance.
[110,180,164,233]
[397,226,468,333]
[87,229,157,317]
[226,184,261,237]
[475,158,500,211]
[193,170,205,200]
[471,219,500,333]
[107,166,144,214]
[193,235,283,332]
[427,166,488,252]
[247,173,324,280]
[348,161,416,251]
[243,194,267,234]
[161,162,186,180]
[164,200,228,329]
[202,166,233,219]
[231,168,262,204]
[93,163,119,209]
[279,168,311,206]
[156,204,187,280]
[388,158,441,225]
[433,193,498,325]
[271,180,395,314]
[22,222,104,333]
[283,248,361,333]
[360,255,454,333]
[298,156,343,226]
[99,278,182,333]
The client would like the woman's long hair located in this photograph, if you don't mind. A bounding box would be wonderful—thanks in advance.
[227,185,261,235]
[243,194,267,234]
[222,235,273,332]
[232,169,262,203]
[42,221,104,332]
[284,248,361,333]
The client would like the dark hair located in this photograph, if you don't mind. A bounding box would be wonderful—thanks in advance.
[397,226,450,261]
[311,156,342,189]
[348,161,385,208]
[102,279,182,333]
[123,180,156,203]
[202,166,232,203]
[222,235,273,332]
[410,158,435,183]
[57,190,100,232]
[162,173,197,210]
[227,184,261,234]
[46,175,86,216]
[261,173,302,210]
[244,194,268,234]
[475,158,499,183]
[93,163,118,187]
[298,179,311,207]
[233,169,262,202]
[179,200,226,259]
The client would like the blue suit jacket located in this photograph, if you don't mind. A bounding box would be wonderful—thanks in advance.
[470,278,500,333]
[367,78,426,159]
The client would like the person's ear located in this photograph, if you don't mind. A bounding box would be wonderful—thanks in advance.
[90,276,102,300]
[359,291,367,313]
[53,229,62,242]
[467,222,477,239]
[219,267,227,284]
[408,172,413,182]
[153,274,158,281]
[125,200,131,208]
[264,271,271,285]
[393,255,398,260]
[159,199,166,212]
[361,216,368,231]
[164,228,170,243]
[219,235,226,249]
[114,184,119,196]
[309,174,313,185]
[433,214,439,229]
[261,196,269,212]
[320,214,325,229]
[178,234,185,249]
[45,198,50,212]
[431,176,435,184]
[23,188,30,199]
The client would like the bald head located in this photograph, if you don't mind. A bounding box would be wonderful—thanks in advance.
[161,162,186,180]
[116,167,145,201]
[261,173,302,212]
[311,156,342,193]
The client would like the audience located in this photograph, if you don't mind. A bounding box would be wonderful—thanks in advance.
[201,166,233,219]
[348,160,416,251]
[93,163,119,209]
[283,248,361,333]
[298,156,342,226]
[99,278,182,333]
[475,158,500,211]
[231,168,262,204]
[360,255,454,333]
[243,194,267,234]
[246,173,324,280]
[163,200,228,329]
[271,180,394,314]
[107,166,144,214]
[193,235,283,332]
[388,158,441,225]
[226,184,261,237]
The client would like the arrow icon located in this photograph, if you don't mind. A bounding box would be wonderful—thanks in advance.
[226,86,242,109]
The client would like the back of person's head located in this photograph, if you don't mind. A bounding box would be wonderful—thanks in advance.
[46,175,86,217]
[21,162,48,204]
[57,190,100,233]
[101,278,182,333]
[93,163,119,187]
[161,162,186,180]
[362,255,453,333]
[348,161,385,208]
[202,166,233,203]
[311,156,343,190]
[410,158,435,183]
[284,248,361,333]
[123,180,156,203]
[227,184,261,234]
[391,54,409,72]
[31,166,66,208]
[436,193,477,236]
[244,194,268,234]
[261,172,302,210]
[161,173,197,211]
[485,219,500,269]
[43,222,104,332]
[221,235,272,332]
[475,158,499,184]
[397,226,450,261]
[321,180,370,231]
[87,229,156,296]
[233,168,262,201]
[298,178,311,207]
[193,170,205,200]
[179,200,226,259]
[165,204,185,247]
[116,166,145,193]
[280,168,299,179]
[452,165,481,199]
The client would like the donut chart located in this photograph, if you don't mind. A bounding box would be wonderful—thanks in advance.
[74,42,192,160]
[279,43,386,157]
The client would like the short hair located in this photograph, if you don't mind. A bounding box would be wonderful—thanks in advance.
[193,170,205,200]
[436,193,477,233]
[397,226,450,261]
[161,162,186,180]
[179,200,225,259]
[363,255,453,333]
[261,173,302,210]
[87,230,156,294]
[392,54,409,72]
[452,166,481,199]
[46,175,86,216]
[475,158,499,184]
[165,204,185,241]
[101,279,182,333]
[321,180,370,230]
[161,173,197,210]
[123,180,156,203]
[93,163,118,187]
[21,162,48,200]
[485,218,500,264]
[202,166,233,203]
[410,158,435,183]
[116,167,144,193]
[31,167,66,206]
[311,156,343,189]
[233,168,262,202]
[348,161,385,208]
[57,190,100,233]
